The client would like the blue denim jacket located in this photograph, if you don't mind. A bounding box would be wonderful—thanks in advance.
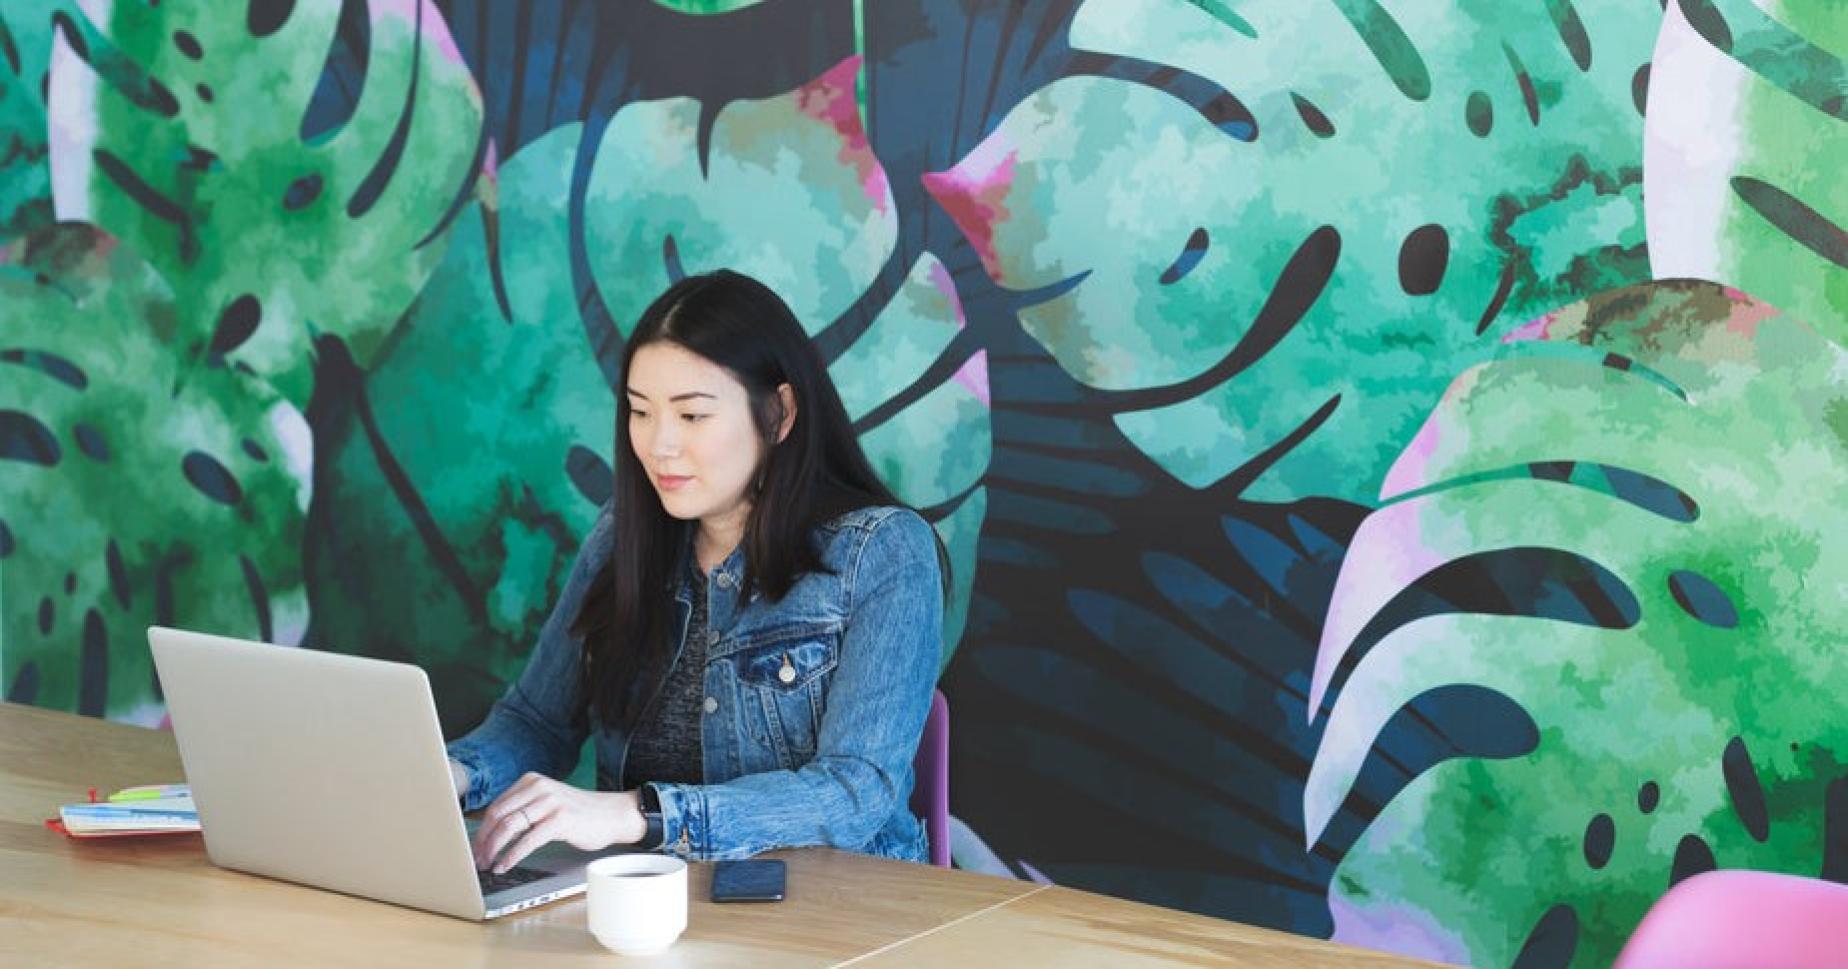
[446,502,942,863]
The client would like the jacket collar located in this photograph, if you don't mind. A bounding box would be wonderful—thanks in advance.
[670,531,747,604]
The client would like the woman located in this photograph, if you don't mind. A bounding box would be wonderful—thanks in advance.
[446,270,946,873]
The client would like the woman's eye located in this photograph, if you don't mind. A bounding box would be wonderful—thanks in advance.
[681,414,710,423]
[630,410,650,420]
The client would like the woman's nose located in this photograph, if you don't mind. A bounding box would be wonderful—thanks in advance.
[651,424,680,457]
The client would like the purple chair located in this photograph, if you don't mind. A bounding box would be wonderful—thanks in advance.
[909,689,951,868]
[1615,869,1848,969]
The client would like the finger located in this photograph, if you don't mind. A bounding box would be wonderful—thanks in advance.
[472,778,551,867]
[473,816,511,870]
[491,810,558,874]
[476,802,547,870]
[474,800,541,869]
[472,816,502,870]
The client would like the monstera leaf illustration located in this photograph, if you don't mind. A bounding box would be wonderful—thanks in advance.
[585,55,989,665]
[1,223,309,720]
[831,252,989,658]
[586,56,894,340]
[0,1,54,241]
[1301,281,1848,967]
[305,123,615,734]
[1645,0,1846,343]
[44,0,482,406]
[651,1,768,13]
[925,0,1662,504]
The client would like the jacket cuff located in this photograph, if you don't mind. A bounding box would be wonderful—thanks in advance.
[647,782,704,858]
[445,746,493,811]
[447,759,472,802]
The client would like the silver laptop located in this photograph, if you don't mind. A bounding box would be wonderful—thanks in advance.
[148,625,604,919]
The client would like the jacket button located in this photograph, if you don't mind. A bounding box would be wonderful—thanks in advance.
[702,696,719,715]
[716,572,733,589]
[777,663,797,685]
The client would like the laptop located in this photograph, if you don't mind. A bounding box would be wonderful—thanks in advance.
[148,625,608,920]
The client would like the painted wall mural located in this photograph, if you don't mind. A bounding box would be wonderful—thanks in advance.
[1,1,1842,966]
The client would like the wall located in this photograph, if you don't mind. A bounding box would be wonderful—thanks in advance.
[2,1,1843,966]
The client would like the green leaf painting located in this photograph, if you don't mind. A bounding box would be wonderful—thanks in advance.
[586,55,894,337]
[1645,0,1847,343]
[4,1,1844,960]
[925,0,1661,504]
[1,223,309,719]
[0,1,55,242]
[44,0,482,406]
[651,0,769,14]
[584,56,987,666]
[1303,281,1848,967]
[832,252,990,663]
[305,123,613,735]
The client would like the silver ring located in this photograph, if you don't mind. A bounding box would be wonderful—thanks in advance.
[516,807,533,830]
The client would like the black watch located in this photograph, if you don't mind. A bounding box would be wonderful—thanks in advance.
[638,785,665,850]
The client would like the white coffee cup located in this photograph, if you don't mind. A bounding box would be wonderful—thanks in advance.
[586,854,688,956]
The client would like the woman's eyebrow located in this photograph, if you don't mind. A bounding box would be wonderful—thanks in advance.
[625,388,717,402]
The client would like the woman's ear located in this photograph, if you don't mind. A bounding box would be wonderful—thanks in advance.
[774,383,797,444]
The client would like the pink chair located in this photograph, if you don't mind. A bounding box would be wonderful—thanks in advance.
[1615,870,1848,968]
[909,689,951,868]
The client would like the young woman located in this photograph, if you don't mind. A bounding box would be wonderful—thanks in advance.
[445,270,946,873]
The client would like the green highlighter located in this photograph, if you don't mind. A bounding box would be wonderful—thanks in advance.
[107,784,190,803]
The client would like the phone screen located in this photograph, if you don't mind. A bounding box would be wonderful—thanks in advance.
[710,858,786,902]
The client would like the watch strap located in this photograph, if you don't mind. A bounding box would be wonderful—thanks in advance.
[638,784,665,850]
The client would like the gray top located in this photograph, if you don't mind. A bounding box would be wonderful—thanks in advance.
[623,560,709,788]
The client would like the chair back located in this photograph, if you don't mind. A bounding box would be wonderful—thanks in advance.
[909,689,951,867]
[1615,869,1848,968]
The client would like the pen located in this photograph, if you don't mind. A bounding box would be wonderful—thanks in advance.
[108,784,190,802]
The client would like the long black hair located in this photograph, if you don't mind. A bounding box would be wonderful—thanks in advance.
[573,269,944,732]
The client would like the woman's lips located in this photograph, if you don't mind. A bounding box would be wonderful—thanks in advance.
[655,474,693,492]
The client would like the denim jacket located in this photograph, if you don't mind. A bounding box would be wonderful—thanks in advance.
[446,502,942,863]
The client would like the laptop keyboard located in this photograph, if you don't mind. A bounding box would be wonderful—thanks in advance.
[478,865,551,895]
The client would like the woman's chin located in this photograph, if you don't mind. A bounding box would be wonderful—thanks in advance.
[655,497,702,520]
[651,487,750,528]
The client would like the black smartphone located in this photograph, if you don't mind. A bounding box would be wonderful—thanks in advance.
[710,858,786,902]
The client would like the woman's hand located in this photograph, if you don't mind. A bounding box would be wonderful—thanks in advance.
[472,773,647,873]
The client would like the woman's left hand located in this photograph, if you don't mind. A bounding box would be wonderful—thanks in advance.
[473,772,647,873]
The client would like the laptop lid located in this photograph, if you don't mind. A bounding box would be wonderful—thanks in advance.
[147,626,589,920]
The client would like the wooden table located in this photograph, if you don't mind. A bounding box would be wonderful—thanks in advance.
[0,702,1432,967]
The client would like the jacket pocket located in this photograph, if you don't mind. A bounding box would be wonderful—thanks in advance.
[733,633,837,766]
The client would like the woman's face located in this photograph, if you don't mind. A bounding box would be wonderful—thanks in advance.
[626,341,772,532]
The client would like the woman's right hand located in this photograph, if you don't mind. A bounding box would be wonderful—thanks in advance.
[471,773,648,873]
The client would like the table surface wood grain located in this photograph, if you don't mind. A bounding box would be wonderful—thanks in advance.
[0,701,1435,967]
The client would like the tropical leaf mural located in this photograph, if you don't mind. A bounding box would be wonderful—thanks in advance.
[918,0,1675,931]
[1303,280,1848,967]
[652,1,770,15]
[830,251,988,659]
[44,0,483,406]
[303,122,613,735]
[586,54,895,341]
[1,223,309,719]
[3,0,1845,962]
[925,0,1662,504]
[1645,0,1846,343]
[0,1,55,242]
